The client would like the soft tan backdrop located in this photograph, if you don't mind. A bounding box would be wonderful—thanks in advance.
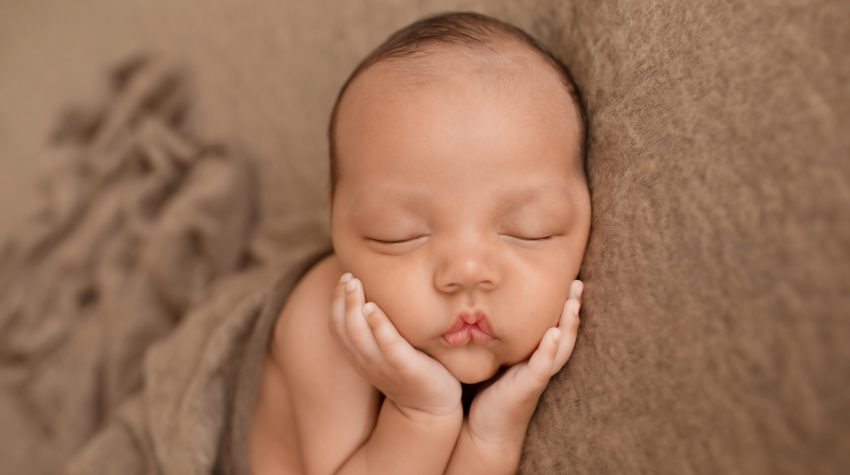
[1,1,848,474]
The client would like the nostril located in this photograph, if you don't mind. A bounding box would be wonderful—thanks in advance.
[434,257,500,293]
[479,280,496,291]
[441,282,461,293]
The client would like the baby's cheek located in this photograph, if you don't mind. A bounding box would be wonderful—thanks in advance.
[367,287,431,342]
[507,299,564,361]
[533,285,570,328]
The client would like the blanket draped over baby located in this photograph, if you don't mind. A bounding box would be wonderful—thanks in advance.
[0,56,332,474]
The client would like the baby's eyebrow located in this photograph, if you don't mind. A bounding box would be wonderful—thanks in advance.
[352,184,571,212]
[351,187,431,212]
[494,185,572,212]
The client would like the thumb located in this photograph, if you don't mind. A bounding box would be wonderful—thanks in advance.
[510,327,561,402]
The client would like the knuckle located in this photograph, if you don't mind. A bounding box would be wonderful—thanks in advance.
[366,311,383,332]
[344,307,360,331]
[383,340,404,363]
[395,363,418,382]
[372,323,394,346]
[331,299,343,322]
[344,284,357,303]
[332,316,347,336]
[348,330,371,351]
[385,344,411,371]
[566,314,580,332]
[530,368,551,387]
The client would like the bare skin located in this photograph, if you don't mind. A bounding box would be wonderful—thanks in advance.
[251,43,590,474]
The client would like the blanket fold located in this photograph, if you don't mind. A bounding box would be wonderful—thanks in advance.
[66,256,331,474]
[0,54,328,475]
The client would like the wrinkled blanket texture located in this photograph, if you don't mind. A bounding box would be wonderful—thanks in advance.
[0,56,329,474]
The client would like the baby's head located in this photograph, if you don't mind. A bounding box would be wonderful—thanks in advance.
[328,11,590,384]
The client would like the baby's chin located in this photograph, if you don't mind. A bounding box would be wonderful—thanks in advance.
[437,348,501,384]
[453,368,497,384]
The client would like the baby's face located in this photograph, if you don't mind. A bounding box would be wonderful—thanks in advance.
[331,49,590,384]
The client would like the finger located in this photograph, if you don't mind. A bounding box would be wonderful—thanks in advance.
[343,277,383,362]
[570,280,582,300]
[526,327,561,382]
[330,274,353,348]
[554,299,581,371]
[331,275,373,373]
[557,295,581,327]
[363,302,420,370]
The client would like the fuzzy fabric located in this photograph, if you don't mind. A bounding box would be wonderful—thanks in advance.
[0,56,259,474]
[520,3,850,474]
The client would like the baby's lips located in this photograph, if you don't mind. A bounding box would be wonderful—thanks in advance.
[443,310,494,346]
[473,314,493,336]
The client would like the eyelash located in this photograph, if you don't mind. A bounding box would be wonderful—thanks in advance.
[509,235,554,242]
[367,235,554,245]
[526,236,554,241]
[367,237,424,245]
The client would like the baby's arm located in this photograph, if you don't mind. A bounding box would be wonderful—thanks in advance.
[331,274,464,475]
[445,280,583,475]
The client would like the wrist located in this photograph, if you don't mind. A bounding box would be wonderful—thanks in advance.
[390,398,464,428]
[465,399,536,450]
[444,423,523,475]
[386,399,463,430]
[355,398,462,475]
[463,422,524,463]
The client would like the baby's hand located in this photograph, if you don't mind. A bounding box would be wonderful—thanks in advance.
[330,273,462,421]
[466,280,583,447]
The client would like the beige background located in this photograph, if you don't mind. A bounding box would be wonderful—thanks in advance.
[0,0,531,260]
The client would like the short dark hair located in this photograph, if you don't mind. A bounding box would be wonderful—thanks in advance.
[327,11,588,202]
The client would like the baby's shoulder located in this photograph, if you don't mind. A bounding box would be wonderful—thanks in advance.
[273,252,343,341]
[272,252,365,387]
[272,253,350,366]
[271,253,381,473]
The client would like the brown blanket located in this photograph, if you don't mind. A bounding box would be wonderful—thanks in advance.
[0,55,330,474]
[66,250,331,474]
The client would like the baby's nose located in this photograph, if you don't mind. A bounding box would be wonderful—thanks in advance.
[433,253,499,293]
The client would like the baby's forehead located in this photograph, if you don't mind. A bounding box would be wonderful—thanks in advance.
[350,42,565,102]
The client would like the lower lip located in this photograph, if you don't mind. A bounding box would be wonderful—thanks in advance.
[442,325,494,346]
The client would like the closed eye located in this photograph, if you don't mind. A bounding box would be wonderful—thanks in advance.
[504,235,556,242]
[367,235,557,245]
[366,236,426,245]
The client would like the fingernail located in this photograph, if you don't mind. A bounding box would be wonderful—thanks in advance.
[340,273,352,284]
[345,278,357,292]
[362,302,376,316]
[576,281,584,299]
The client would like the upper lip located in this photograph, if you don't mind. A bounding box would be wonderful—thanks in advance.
[442,309,493,344]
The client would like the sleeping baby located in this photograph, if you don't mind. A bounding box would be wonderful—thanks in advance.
[250,11,590,475]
